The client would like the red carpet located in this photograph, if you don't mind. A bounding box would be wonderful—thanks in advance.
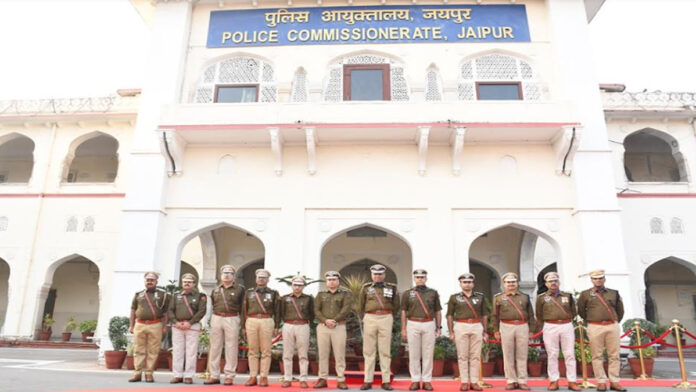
[62,378,695,391]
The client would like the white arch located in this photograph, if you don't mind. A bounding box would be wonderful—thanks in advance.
[62,131,120,182]
[459,49,537,68]
[319,221,413,252]
[327,49,406,66]
[198,52,275,75]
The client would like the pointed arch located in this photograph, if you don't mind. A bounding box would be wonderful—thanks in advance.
[623,128,688,182]
[458,51,541,101]
[63,131,119,183]
[194,54,276,103]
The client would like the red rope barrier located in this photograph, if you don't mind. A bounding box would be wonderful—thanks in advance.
[681,328,696,341]
[620,329,634,339]
[619,329,671,349]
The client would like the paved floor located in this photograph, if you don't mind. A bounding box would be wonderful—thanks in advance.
[1,348,696,392]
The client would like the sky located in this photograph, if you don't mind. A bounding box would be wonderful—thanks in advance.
[0,0,694,100]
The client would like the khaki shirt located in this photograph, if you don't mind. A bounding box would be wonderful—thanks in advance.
[577,287,624,322]
[131,288,170,321]
[446,291,487,320]
[358,282,400,317]
[491,291,535,332]
[314,289,353,323]
[279,293,315,322]
[243,286,281,328]
[401,286,442,319]
[535,291,577,330]
[168,290,207,324]
[210,283,245,315]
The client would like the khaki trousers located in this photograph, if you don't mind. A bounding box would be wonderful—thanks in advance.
[209,314,240,379]
[282,323,310,381]
[172,322,201,378]
[500,322,528,385]
[587,323,621,384]
[317,323,347,381]
[363,313,393,383]
[133,321,162,375]
[453,322,483,384]
[407,320,436,382]
[544,322,576,382]
[246,317,275,378]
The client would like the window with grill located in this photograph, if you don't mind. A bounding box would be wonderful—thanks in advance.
[215,85,259,103]
[195,57,276,103]
[459,54,541,101]
[476,82,522,100]
[343,64,390,101]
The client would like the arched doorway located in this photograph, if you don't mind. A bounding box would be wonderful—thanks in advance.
[645,257,696,332]
[179,224,265,290]
[0,133,34,183]
[468,224,560,299]
[624,128,687,182]
[321,224,412,292]
[469,260,499,301]
[0,258,9,331]
[63,132,119,183]
[40,256,100,340]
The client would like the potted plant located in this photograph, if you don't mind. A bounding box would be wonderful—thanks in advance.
[490,342,504,375]
[78,319,97,342]
[125,341,135,370]
[628,347,656,378]
[197,328,210,373]
[527,346,542,377]
[104,316,129,369]
[432,345,446,377]
[39,314,54,340]
[238,331,249,373]
[574,341,593,377]
[481,340,495,377]
[62,317,77,342]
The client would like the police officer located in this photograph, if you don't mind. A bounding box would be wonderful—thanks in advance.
[492,272,535,391]
[401,269,442,391]
[243,269,281,387]
[279,276,314,388]
[446,273,487,392]
[358,264,400,391]
[128,271,170,383]
[577,269,625,392]
[535,272,580,391]
[205,265,245,385]
[313,271,352,390]
[168,273,206,384]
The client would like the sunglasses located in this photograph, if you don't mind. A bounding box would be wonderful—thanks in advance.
[546,279,559,283]
[182,281,195,284]
[504,281,517,284]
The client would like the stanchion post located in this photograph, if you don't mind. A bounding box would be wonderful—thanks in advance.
[478,357,492,388]
[634,320,651,380]
[577,321,596,389]
[672,319,696,389]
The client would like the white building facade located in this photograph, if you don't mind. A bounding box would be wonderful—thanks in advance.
[1,0,694,346]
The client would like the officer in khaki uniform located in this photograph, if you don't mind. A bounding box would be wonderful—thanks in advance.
[492,272,535,391]
[279,276,314,388]
[446,273,487,392]
[128,271,170,383]
[168,273,207,384]
[243,268,281,387]
[313,270,352,390]
[204,265,245,385]
[401,269,442,391]
[358,264,399,391]
[535,272,581,391]
[577,269,625,392]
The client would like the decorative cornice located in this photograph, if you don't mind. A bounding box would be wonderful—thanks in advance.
[0,95,139,117]
[602,91,696,112]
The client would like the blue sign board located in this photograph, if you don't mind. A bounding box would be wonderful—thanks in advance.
[207,4,530,48]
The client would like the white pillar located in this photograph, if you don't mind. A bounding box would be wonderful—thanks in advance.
[106,0,193,335]
[547,0,632,316]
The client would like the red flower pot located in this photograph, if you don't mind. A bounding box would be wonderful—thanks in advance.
[528,361,542,377]
[61,332,72,342]
[104,351,127,369]
[126,355,135,370]
[481,361,495,377]
[81,332,94,342]
[431,360,445,377]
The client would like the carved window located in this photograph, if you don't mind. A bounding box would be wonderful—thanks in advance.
[83,216,95,232]
[650,218,663,234]
[671,218,684,234]
[458,54,541,101]
[425,68,442,101]
[0,216,7,231]
[623,129,687,182]
[291,68,308,102]
[66,216,78,232]
[195,57,276,103]
[324,55,409,102]
[65,133,119,183]
[0,134,35,184]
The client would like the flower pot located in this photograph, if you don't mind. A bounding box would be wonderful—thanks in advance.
[126,355,135,370]
[390,357,401,375]
[494,357,505,375]
[451,360,460,378]
[628,358,654,378]
[527,361,542,377]
[61,332,72,342]
[104,351,127,369]
[443,359,454,376]
[309,360,319,375]
[358,361,365,371]
[354,344,363,356]
[196,355,207,373]
[558,359,566,377]
[237,357,249,373]
[81,332,94,342]
[481,361,495,377]
[38,331,51,341]
[431,359,445,377]
[168,356,173,371]
[157,350,171,370]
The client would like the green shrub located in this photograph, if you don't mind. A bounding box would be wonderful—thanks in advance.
[63,317,77,333]
[433,345,446,360]
[108,316,130,351]
[41,314,55,332]
[528,346,539,362]
[79,319,97,333]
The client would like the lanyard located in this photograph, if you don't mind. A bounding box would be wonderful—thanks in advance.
[143,291,158,318]
[253,291,269,314]
[501,293,526,322]
[592,289,616,322]
[414,290,432,319]
[461,294,480,319]
[547,294,572,319]
[219,287,231,313]
[290,296,305,320]
[181,293,195,318]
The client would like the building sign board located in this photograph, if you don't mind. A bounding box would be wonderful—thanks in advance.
[207,4,530,48]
